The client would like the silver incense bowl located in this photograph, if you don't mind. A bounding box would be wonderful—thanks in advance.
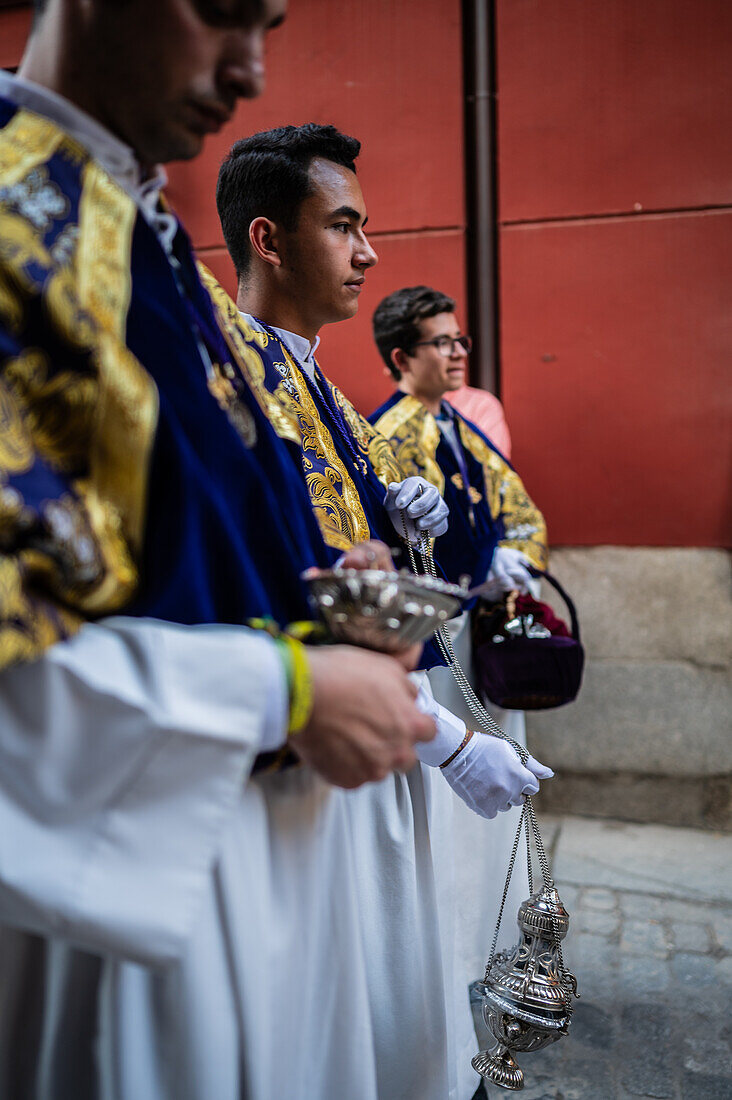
[472,882,576,1090]
[304,568,468,652]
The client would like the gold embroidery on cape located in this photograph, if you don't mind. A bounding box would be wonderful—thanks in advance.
[450,472,483,504]
[73,161,157,556]
[0,555,81,668]
[0,110,65,186]
[4,348,95,471]
[197,267,369,550]
[197,267,300,444]
[0,124,159,664]
[456,419,548,570]
[372,394,445,493]
[329,384,404,488]
[0,375,33,474]
[76,161,135,339]
[276,347,370,548]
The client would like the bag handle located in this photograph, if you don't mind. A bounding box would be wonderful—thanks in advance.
[529,568,581,642]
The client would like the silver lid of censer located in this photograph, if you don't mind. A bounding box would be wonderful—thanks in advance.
[472,880,577,1091]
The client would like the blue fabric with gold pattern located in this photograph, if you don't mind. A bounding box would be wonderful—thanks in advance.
[370,391,548,590]
[199,303,405,555]
[0,97,334,670]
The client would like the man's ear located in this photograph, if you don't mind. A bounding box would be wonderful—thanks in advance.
[391,347,410,377]
[249,217,282,268]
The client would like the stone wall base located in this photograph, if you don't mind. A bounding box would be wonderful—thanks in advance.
[536,770,732,832]
[523,547,731,832]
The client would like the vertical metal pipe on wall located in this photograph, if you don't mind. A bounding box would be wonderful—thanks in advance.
[463,0,499,394]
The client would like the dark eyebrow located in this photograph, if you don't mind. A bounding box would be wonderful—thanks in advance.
[331,205,368,227]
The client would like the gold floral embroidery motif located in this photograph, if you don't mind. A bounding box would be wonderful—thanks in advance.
[0,375,33,474]
[329,383,404,488]
[275,348,370,548]
[0,555,81,668]
[0,110,66,186]
[198,268,300,444]
[450,472,483,504]
[372,395,445,493]
[198,267,370,550]
[456,420,548,570]
[76,161,135,340]
[0,118,159,661]
[3,348,96,472]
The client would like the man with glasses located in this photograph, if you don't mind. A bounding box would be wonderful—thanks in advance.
[370,285,547,594]
[370,286,551,1006]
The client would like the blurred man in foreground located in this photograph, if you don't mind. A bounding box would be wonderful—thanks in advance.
[0,3,439,1097]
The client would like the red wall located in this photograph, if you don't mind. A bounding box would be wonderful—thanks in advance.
[495,0,732,545]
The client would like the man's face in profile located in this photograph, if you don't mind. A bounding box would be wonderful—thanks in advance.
[81,0,287,166]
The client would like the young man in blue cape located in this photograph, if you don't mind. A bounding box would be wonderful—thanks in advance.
[215,124,553,1100]
[370,283,551,1001]
[0,4,459,1098]
[370,285,548,590]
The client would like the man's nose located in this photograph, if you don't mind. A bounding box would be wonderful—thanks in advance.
[219,31,266,100]
[354,233,378,270]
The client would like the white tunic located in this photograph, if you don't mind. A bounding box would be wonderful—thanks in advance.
[0,620,478,1100]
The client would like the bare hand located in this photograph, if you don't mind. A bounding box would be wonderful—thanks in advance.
[337,540,396,572]
[292,645,436,788]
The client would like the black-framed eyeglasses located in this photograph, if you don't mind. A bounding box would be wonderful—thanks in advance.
[410,334,472,358]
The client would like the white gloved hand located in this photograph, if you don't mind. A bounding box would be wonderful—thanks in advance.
[478,546,533,600]
[384,477,449,545]
[412,677,553,818]
[442,734,554,820]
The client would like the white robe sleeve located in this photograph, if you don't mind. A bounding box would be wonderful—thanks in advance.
[0,616,288,967]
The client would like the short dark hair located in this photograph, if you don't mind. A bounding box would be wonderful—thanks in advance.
[372,286,457,380]
[216,123,361,280]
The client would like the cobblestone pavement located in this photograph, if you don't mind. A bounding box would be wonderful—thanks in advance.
[470,815,732,1100]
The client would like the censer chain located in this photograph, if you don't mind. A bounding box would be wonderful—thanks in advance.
[401,519,576,1016]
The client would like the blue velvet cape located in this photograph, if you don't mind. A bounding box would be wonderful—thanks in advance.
[0,99,334,668]
[212,315,408,555]
[370,392,548,590]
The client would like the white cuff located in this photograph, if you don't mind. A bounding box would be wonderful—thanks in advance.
[412,674,467,767]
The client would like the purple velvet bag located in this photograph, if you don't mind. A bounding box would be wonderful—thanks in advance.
[471,571,585,710]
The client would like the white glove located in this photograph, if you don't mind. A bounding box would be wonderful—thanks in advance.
[479,546,533,599]
[412,677,553,818]
[384,477,449,545]
[441,735,553,820]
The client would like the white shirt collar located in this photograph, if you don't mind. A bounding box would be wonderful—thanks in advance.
[0,71,171,241]
[240,313,321,367]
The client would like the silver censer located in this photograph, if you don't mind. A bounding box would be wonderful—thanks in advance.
[472,873,578,1090]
